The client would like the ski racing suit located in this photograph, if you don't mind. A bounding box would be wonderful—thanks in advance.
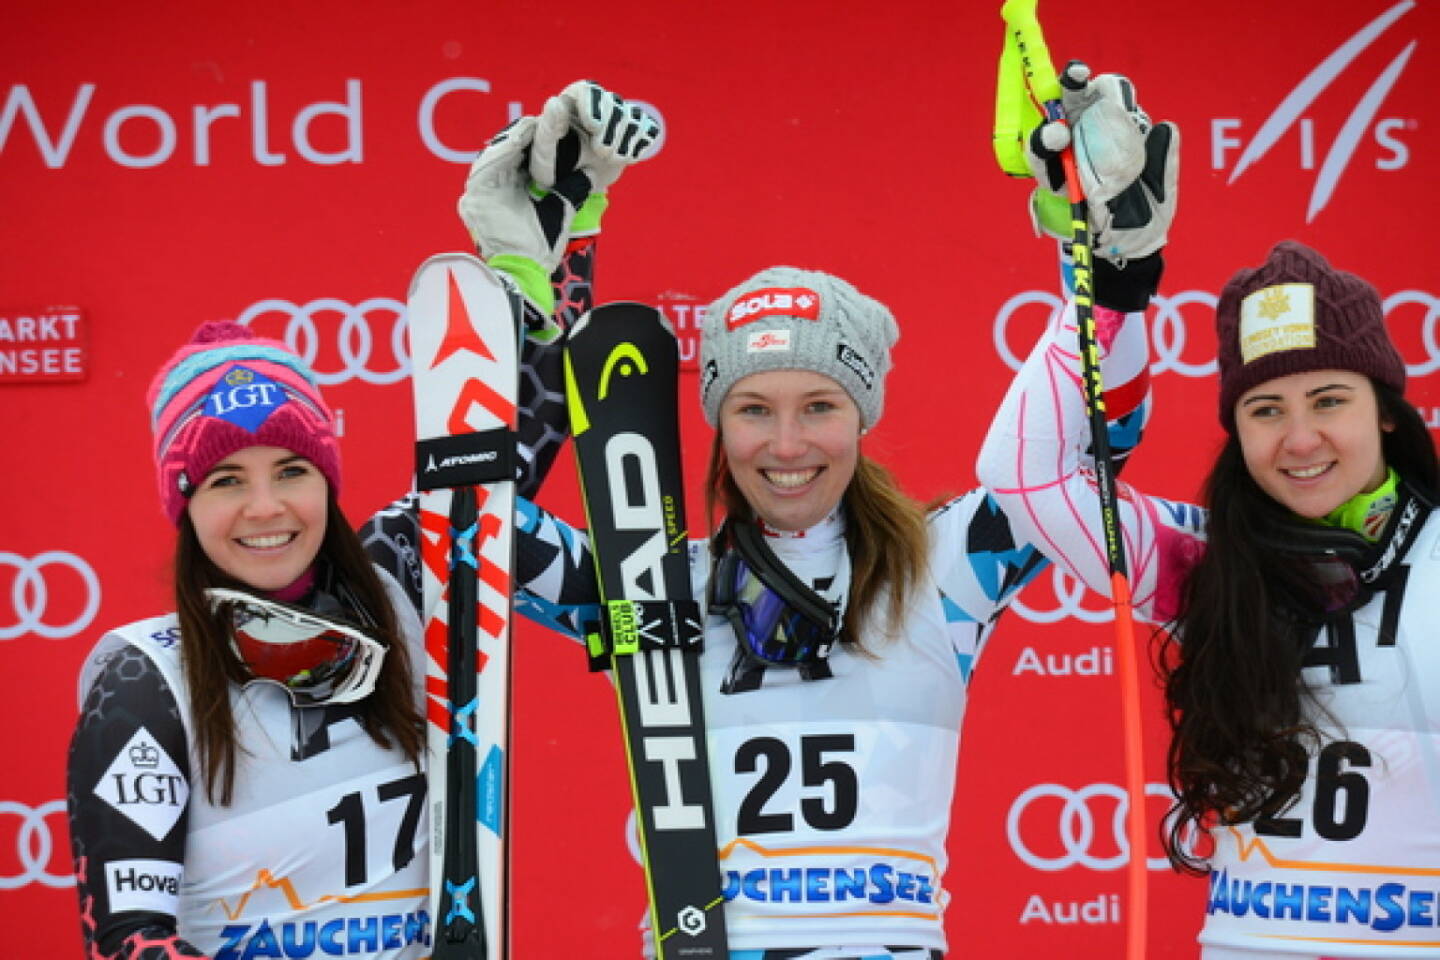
[65,240,598,960]
[977,301,1440,958]
[489,292,1150,955]
[68,568,429,960]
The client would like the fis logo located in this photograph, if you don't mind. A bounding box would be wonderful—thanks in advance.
[1213,1,1419,221]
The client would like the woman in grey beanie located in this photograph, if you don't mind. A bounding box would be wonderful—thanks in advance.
[485,67,1172,957]
[661,253,1151,956]
[981,239,1440,954]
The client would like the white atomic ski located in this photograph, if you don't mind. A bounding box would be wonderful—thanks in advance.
[407,253,520,959]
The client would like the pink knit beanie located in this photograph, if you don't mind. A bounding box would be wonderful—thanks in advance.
[147,321,341,523]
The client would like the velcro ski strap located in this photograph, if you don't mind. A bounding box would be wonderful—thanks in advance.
[603,599,704,656]
[415,427,515,491]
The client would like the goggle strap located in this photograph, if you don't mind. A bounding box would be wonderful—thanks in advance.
[207,587,378,641]
[730,521,840,630]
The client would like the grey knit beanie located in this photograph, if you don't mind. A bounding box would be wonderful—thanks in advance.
[699,266,899,427]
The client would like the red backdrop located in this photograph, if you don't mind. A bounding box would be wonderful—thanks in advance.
[3,0,1437,956]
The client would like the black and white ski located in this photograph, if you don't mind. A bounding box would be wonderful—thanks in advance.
[407,253,520,959]
[564,302,729,958]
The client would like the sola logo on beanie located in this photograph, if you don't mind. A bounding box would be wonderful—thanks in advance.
[725,288,821,330]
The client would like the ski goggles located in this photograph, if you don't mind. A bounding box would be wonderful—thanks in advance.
[207,587,387,706]
[708,521,841,667]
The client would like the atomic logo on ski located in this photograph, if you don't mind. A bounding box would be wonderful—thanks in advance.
[407,253,520,960]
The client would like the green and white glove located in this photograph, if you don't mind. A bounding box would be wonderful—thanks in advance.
[1025,61,1179,264]
[457,115,590,320]
[531,80,660,238]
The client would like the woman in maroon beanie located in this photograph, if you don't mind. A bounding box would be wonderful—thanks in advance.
[980,236,1440,959]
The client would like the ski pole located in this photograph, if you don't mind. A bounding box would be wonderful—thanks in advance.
[995,3,1149,956]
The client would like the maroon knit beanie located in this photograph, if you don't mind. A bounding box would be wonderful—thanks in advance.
[1215,240,1403,433]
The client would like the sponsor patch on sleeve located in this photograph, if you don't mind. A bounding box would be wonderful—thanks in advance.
[105,858,183,914]
[93,728,189,841]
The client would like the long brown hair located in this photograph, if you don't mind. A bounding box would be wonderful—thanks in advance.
[705,432,929,653]
[175,495,423,805]
[1160,382,1438,873]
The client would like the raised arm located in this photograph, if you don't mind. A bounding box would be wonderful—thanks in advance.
[479,80,659,495]
[364,82,658,600]
[977,62,1203,625]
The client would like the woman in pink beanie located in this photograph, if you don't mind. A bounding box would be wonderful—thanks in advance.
[66,318,433,959]
[63,78,655,960]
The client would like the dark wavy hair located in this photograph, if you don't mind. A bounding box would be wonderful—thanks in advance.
[175,494,423,805]
[1160,380,1437,873]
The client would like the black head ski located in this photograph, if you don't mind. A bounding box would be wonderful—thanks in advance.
[565,302,729,957]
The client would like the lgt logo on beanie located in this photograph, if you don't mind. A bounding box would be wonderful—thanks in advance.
[725,288,821,330]
[205,364,289,432]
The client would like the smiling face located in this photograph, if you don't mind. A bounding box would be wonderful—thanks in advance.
[186,445,329,591]
[719,369,862,532]
[1234,369,1392,519]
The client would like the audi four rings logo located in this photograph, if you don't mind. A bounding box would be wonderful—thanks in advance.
[237,297,409,386]
[994,289,1440,379]
[1007,782,1178,873]
[1393,290,1440,377]
[1012,566,1112,626]
[0,799,72,889]
[1,551,101,640]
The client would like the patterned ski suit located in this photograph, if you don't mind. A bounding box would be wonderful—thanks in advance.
[977,301,1440,958]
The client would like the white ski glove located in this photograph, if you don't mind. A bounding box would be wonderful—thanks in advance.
[530,80,660,237]
[1025,61,1179,263]
[457,115,590,318]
